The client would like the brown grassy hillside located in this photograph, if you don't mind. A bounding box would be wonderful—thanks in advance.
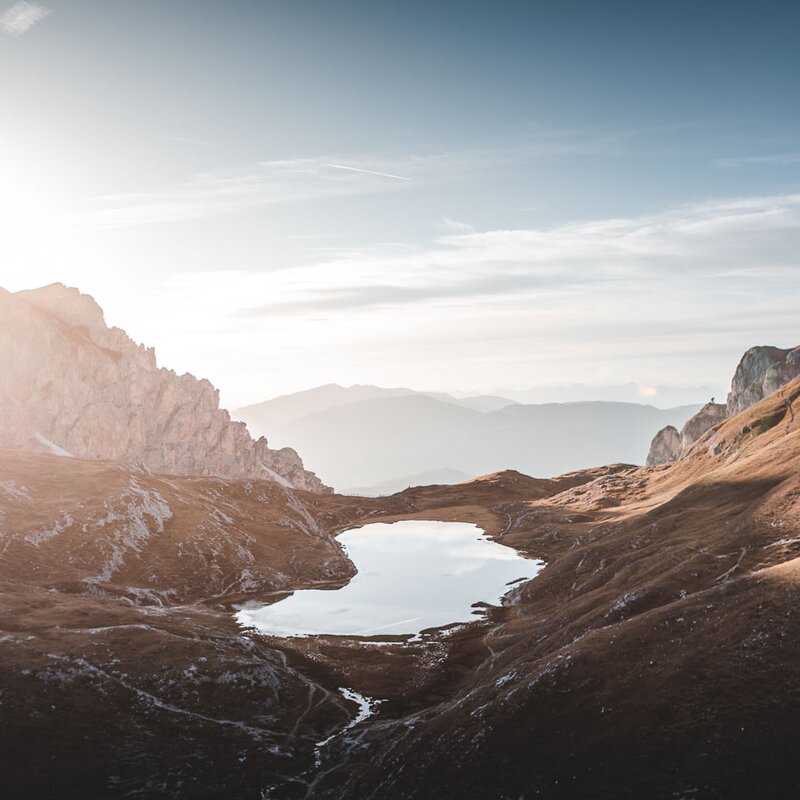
[1,378,799,798]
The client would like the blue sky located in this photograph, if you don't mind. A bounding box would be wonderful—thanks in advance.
[1,0,799,405]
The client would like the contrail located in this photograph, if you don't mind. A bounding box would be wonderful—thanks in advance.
[326,163,412,181]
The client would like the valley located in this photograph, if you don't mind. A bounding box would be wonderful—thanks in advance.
[3,372,800,797]
[5,5,800,797]
[2,284,800,798]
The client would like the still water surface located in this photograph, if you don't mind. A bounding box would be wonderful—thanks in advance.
[237,520,544,639]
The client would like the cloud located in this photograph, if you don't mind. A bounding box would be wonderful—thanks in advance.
[73,126,635,229]
[230,191,800,318]
[0,1,49,37]
[439,217,474,233]
[716,152,800,167]
[325,163,411,181]
[104,190,800,403]
[74,157,418,229]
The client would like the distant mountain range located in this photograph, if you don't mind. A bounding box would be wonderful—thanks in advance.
[497,382,718,408]
[234,385,701,493]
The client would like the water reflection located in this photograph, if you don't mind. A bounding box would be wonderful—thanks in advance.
[237,520,544,639]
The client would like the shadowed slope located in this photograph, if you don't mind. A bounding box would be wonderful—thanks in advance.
[311,378,800,800]
[2,380,799,799]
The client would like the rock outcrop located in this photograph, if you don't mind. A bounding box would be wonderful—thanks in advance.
[646,402,727,466]
[679,401,727,449]
[645,424,681,465]
[0,284,329,491]
[648,344,800,466]
[727,345,800,416]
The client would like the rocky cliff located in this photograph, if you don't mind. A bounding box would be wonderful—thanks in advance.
[727,345,800,416]
[646,401,727,465]
[0,284,329,491]
[645,424,681,465]
[3,345,800,797]
[647,344,799,466]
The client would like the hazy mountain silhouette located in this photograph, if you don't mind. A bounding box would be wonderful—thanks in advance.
[235,386,699,491]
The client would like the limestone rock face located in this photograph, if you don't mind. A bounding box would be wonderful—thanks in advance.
[646,425,681,466]
[647,343,800,467]
[727,345,800,416]
[647,402,728,466]
[0,284,330,492]
[680,402,727,450]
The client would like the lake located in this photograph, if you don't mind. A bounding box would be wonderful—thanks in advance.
[237,519,544,639]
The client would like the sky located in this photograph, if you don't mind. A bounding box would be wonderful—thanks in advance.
[1,0,799,407]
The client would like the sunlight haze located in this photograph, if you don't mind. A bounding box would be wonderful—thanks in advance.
[2,0,799,405]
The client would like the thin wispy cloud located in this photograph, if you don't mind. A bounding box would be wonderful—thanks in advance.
[325,163,411,181]
[438,218,474,233]
[212,191,800,317]
[74,158,418,229]
[104,190,800,401]
[0,1,49,37]
[73,127,636,229]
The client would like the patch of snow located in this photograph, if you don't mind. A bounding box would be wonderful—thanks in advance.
[0,480,31,501]
[212,506,234,525]
[26,512,74,547]
[238,569,260,592]
[124,586,178,605]
[83,480,173,584]
[495,672,516,688]
[767,536,800,547]
[282,488,323,535]
[314,688,383,764]
[34,431,74,458]
[260,464,293,489]
[607,591,640,617]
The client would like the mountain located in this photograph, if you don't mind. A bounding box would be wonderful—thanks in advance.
[346,467,473,497]
[424,392,517,412]
[234,383,516,431]
[0,284,327,491]
[235,383,420,429]
[236,389,700,490]
[3,366,800,798]
[5,283,800,798]
[0,448,352,798]
[647,401,728,465]
[496,381,716,408]
[311,373,800,800]
[647,344,800,466]
[727,344,800,415]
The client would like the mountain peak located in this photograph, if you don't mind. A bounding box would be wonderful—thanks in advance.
[15,283,107,330]
[0,284,329,492]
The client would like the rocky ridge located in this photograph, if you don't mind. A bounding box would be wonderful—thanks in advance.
[2,338,800,797]
[727,345,800,416]
[647,345,799,466]
[646,401,727,465]
[309,374,800,799]
[0,284,328,492]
